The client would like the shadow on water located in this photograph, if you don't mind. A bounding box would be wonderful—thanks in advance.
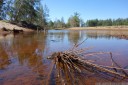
[0,29,128,85]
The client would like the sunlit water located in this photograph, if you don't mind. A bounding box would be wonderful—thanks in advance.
[0,30,128,85]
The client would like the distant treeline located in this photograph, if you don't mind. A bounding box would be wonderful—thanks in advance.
[48,17,128,29]
[47,14,128,29]
[86,18,128,27]
[47,12,86,29]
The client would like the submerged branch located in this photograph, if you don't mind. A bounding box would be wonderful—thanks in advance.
[47,41,128,84]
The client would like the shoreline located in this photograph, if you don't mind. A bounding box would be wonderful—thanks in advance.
[0,20,35,34]
[68,26,128,30]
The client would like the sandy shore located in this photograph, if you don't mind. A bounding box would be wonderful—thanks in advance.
[0,20,34,33]
[68,26,128,30]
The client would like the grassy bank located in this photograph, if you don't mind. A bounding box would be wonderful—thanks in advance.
[68,26,128,30]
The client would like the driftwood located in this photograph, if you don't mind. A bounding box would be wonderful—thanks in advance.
[47,41,128,84]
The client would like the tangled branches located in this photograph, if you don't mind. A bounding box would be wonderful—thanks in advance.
[47,40,128,84]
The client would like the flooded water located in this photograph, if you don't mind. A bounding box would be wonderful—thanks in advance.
[0,30,128,85]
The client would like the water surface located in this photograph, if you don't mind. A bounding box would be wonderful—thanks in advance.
[0,30,128,85]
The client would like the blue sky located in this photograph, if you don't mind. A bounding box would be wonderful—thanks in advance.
[42,0,128,22]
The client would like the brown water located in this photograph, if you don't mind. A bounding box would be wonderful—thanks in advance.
[0,30,128,85]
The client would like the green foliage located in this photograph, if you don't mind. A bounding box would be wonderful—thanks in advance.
[0,0,49,29]
[47,12,83,29]
[36,4,49,28]
[86,18,128,27]
[113,18,128,26]
[13,0,40,23]
[48,20,54,29]
[48,17,66,29]
[0,0,3,8]
[54,19,63,28]
[0,0,3,19]
[0,0,8,20]
[67,12,80,27]
[86,19,98,27]
[0,0,3,13]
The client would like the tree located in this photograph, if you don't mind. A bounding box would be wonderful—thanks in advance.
[36,3,47,28]
[6,0,15,21]
[86,18,128,27]
[0,0,3,10]
[3,0,48,29]
[0,0,16,20]
[80,19,85,27]
[67,12,80,27]
[50,17,66,29]
[101,19,112,26]
[60,17,65,28]
[43,5,49,23]
[54,19,62,28]
[0,0,9,20]
[38,4,49,29]
[12,0,39,23]
[86,19,98,27]
[0,0,3,19]
[48,20,54,29]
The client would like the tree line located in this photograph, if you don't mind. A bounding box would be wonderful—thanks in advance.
[47,15,128,29]
[86,18,128,27]
[47,12,86,29]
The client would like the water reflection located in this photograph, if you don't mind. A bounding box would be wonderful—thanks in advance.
[48,30,66,42]
[68,30,84,44]
[0,33,51,85]
[0,47,11,69]
[0,33,44,66]
[0,34,15,69]
[0,30,128,84]
[85,30,128,40]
